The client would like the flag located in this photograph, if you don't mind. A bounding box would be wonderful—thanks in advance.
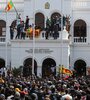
[60,66,73,75]
[26,27,41,38]
[5,0,14,12]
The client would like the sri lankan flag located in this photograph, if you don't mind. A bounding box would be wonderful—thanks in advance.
[60,66,73,75]
[5,0,14,12]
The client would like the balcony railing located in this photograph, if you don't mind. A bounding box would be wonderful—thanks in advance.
[0,36,6,42]
[0,30,69,43]
[74,37,87,43]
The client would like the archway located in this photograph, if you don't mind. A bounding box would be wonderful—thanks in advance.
[0,58,5,68]
[35,12,45,30]
[0,20,6,36]
[42,58,56,77]
[23,58,37,77]
[74,59,86,76]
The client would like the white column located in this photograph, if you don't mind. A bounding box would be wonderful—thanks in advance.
[37,66,42,77]
[5,0,8,68]
[32,0,35,75]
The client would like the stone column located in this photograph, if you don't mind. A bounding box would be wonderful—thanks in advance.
[37,66,42,77]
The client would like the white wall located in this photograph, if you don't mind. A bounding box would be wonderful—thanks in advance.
[11,39,70,69]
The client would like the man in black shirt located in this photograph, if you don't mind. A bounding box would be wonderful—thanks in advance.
[25,16,29,31]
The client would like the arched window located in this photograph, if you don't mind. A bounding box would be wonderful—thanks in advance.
[0,20,6,36]
[51,12,61,20]
[74,19,86,37]
[35,12,45,30]
[51,12,61,31]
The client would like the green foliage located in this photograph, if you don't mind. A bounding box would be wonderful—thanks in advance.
[12,67,22,77]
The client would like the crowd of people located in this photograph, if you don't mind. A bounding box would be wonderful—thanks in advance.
[0,70,90,100]
[9,14,71,40]
[10,15,33,40]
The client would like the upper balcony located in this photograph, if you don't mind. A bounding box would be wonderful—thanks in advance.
[0,31,87,44]
[0,28,70,44]
[0,16,87,44]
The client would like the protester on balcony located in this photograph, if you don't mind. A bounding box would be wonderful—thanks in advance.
[21,21,26,39]
[45,17,51,39]
[16,13,21,26]
[56,16,61,31]
[15,14,22,39]
[25,16,29,31]
[10,25,14,39]
[15,23,21,39]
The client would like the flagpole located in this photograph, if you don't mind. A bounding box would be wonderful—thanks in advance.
[61,0,63,69]
[11,0,19,17]
[61,0,64,84]
[32,25,35,75]
[5,0,8,69]
[32,0,35,75]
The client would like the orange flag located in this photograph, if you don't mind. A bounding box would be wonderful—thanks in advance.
[5,0,14,12]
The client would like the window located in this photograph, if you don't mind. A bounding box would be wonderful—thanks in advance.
[35,13,45,30]
[51,12,61,31]
[74,19,86,37]
[0,20,6,36]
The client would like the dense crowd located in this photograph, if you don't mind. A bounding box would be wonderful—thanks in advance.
[0,72,90,100]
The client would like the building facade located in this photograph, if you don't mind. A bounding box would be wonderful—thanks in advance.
[0,0,90,76]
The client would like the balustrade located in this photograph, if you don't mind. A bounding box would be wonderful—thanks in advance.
[0,37,6,42]
[74,37,86,43]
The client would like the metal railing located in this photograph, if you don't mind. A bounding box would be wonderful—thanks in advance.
[0,36,6,42]
[74,37,87,43]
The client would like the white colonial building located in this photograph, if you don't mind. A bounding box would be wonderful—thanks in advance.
[0,0,90,76]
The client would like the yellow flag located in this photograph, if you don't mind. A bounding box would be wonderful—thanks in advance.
[60,66,73,75]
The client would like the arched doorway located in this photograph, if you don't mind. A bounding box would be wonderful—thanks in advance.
[23,58,37,77]
[0,58,5,68]
[42,58,56,77]
[35,12,45,30]
[74,59,86,76]
[0,20,6,36]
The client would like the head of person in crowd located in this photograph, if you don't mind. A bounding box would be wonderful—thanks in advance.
[14,92,20,100]
[31,93,38,100]
[61,94,73,100]
[0,94,5,100]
